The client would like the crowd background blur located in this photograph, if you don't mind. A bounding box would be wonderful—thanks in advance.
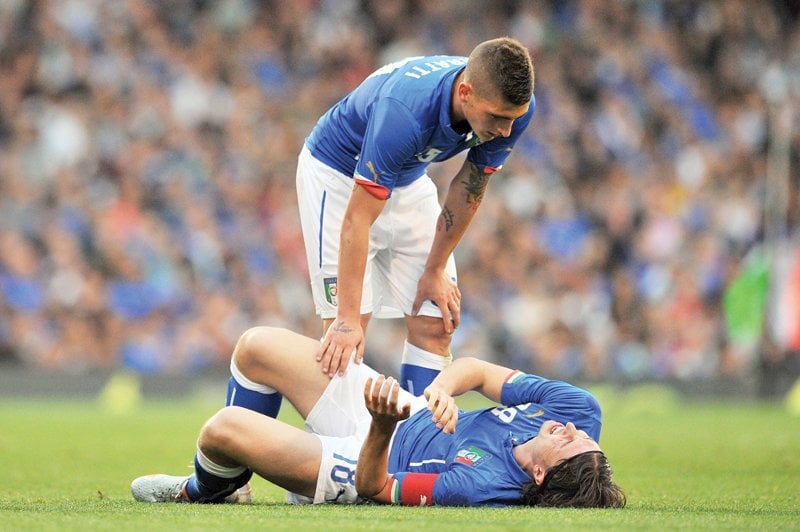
[1,0,799,396]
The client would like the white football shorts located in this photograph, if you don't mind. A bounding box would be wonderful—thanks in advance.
[286,359,426,504]
[296,145,457,320]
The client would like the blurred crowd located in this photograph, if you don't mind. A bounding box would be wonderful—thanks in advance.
[1,0,799,385]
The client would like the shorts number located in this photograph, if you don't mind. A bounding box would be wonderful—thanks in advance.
[330,465,355,485]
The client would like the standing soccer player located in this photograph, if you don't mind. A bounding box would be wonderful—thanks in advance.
[297,37,536,394]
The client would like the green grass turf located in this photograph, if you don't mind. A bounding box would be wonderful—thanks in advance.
[1,381,799,531]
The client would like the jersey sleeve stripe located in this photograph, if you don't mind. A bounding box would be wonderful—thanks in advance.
[504,370,525,384]
[354,174,391,199]
[390,477,402,504]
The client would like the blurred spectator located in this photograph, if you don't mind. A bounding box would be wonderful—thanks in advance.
[0,0,797,387]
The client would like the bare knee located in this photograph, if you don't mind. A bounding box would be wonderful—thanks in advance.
[231,326,278,374]
[198,408,241,456]
[406,316,453,355]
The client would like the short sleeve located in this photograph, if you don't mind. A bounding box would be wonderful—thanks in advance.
[354,98,421,198]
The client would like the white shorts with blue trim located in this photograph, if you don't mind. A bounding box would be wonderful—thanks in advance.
[286,360,426,504]
[296,145,457,320]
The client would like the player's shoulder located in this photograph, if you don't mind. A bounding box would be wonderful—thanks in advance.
[371,55,467,84]
[386,55,466,103]
[402,54,468,73]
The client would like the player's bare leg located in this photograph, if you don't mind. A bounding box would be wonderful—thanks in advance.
[230,326,333,418]
[401,315,454,395]
[199,406,322,498]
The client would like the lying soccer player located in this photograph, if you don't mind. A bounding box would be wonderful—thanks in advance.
[131,326,626,507]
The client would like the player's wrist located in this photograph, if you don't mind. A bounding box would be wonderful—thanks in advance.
[333,313,360,328]
[421,266,447,280]
[369,417,398,436]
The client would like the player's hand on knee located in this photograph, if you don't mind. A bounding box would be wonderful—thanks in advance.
[354,339,366,365]
[412,270,461,334]
[318,320,363,377]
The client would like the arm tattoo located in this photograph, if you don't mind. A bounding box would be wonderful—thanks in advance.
[461,166,489,208]
[441,206,455,232]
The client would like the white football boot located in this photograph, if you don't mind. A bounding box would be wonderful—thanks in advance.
[131,474,252,503]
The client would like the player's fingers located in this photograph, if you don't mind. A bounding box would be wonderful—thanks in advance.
[428,391,448,427]
[316,337,330,362]
[442,408,458,434]
[328,345,342,377]
[436,298,453,334]
[375,376,394,414]
[337,352,351,376]
[426,390,441,417]
[432,395,453,428]
[388,379,400,410]
[431,394,449,423]
[355,343,365,365]
[387,379,400,414]
[371,374,386,399]
[327,345,344,377]
[318,347,332,373]
[388,381,411,419]
[425,389,438,412]
[367,374,384,410]
[451,301,461,329]
[363,376,376,408]
[430,392,454,430]
[411,295,422,317]
[379,376,395,401]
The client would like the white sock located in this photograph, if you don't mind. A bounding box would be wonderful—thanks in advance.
[401,341,452,370]
[230,359,278,394]
[195,448,247,478]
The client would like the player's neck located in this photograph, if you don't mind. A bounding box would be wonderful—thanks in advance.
[512,439,537,480]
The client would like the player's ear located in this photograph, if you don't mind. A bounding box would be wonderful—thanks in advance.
[533,464,546,486]
[457,80,473,101]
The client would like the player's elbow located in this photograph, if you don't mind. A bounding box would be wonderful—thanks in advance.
[354,470,369,496]
[355,468,392,503]
[354,470,384,501]
[583,389,603,420]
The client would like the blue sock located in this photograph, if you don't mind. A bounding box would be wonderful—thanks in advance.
[226,360,282,418]
[226,377,282,417]
[399,341,452,396]
[399,364,440,396]
[185,452,253,503]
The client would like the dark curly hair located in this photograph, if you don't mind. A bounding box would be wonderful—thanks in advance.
[521,451,627,508]
[466,37,534,106]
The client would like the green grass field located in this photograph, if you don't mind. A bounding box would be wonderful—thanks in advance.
[1,380,799,531]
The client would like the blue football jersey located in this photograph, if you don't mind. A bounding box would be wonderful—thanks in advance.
[386,371,602,506]
[305,55,535,198]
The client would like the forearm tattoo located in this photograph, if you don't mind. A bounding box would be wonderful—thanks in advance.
[441,206,455,231]
[439,167,489,233]
[462,166,489,209]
